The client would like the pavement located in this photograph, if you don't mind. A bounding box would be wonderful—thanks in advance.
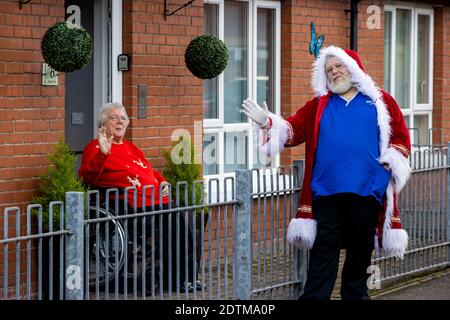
[372,268,450,300]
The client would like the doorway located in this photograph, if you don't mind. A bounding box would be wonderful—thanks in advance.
[64,0,113,153]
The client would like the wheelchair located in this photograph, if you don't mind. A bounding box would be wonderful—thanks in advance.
[86,189,161,295]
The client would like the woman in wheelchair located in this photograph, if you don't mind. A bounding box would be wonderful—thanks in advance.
[80,102,200,295]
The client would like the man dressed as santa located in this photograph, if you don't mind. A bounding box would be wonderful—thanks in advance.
[242,46,411,300]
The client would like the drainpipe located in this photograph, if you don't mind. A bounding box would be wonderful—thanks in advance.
[349,0,362,51]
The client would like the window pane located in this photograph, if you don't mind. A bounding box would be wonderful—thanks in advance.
[224,131,248,173]
[203,3,219,119]
[384,11,392,92]
[257,8,275,112]
[416,15,430,104]
[203,133,219,175]
[413,114,429,146]
[224,1,248,124]
[253,128,272,168]
[404,115,410,128]
[395,9,411,109]
[403,115,415,144]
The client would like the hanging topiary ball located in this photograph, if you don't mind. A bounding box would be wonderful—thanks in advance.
[185,34,228,79]
[41,21,93,73]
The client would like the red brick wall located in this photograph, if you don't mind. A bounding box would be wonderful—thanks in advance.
[358,0,384,87]
[0,0,65,211]
[0,0,65,298]
[122,0,204,171]
[433,5,450,145]
[441,4,450,146]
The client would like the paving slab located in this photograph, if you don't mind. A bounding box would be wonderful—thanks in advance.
[373,269,450,300]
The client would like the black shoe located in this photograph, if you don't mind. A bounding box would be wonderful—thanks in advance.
[145,282,159,296]
[180,280,206,293]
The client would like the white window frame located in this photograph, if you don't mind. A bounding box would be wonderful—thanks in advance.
[413,8,434,110]
[203,0,224,129]
[384,3,434,148]
[91,0,122,137]
[203,0,281,186]
[111,0,122,104]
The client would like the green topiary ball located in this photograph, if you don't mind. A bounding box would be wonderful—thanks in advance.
[185,34,228,79]
[41,21,93,73]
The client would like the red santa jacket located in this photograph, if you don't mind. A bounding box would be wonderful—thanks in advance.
[262,46,411,258]
[79,139,169,207]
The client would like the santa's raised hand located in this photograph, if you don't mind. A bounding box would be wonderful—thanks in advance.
[241,99,270,129]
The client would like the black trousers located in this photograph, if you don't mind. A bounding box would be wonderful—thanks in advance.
[101,192,198,291]
[298,193,380,300]
[140,204,197,289]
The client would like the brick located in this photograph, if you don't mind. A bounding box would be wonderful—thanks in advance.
[21,64,39,74]
[14,74,33,85]
[31,120,49,131]
[5,86,23,96]
[49,120,64,131]
[0,121,14,133]
[14,121,32,132]
[22,15,40,27]
[40,16,57,27]
[5,14,23,26]
[40,87,58,96]
[31,28,47,42]
[22,86,40,96]
[31,4,49,16]
[1,38,24,50]
[0,26,15,37]
[6,63,24,74]
[48,5,64,17]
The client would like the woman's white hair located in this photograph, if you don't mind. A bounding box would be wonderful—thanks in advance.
[97,102,128,128]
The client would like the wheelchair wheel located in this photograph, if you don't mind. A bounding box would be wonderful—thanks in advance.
[87,206,126,289]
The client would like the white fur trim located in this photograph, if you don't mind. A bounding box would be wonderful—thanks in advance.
[374,98,392,156]
[287,218,317,249]
[381,181,409,259]
[384,181,395,232]
[382,229,409,259]
[379,147,412,193]
[258,112,291,156]
[311,46,391,155]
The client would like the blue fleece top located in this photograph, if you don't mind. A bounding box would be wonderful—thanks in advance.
[311,92,391,203]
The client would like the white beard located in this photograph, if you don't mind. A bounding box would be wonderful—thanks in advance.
[327,74,353,94]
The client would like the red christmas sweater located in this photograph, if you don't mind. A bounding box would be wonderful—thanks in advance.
[79,139,169,207]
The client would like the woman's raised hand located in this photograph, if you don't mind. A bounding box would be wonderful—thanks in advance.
[98,126,113,155]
